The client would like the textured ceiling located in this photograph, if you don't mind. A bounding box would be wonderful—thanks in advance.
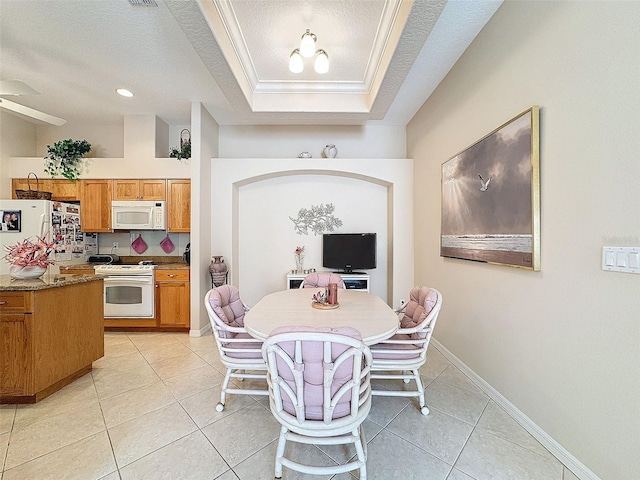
[0,0,501,127]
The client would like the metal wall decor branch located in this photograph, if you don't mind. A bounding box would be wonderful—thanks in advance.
[290,203,343,236]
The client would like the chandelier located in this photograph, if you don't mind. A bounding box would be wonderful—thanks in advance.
[289,29,329,74]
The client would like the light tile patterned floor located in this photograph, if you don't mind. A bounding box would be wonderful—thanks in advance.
[0,332,580,479]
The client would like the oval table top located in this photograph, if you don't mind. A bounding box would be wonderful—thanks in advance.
[244,288,398,345]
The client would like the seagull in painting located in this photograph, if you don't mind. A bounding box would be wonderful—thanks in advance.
[478,174,492,192]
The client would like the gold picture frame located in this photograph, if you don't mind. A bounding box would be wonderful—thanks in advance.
[441,106,540,270]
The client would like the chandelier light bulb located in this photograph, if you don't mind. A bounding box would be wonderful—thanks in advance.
[314,49,329,74]
[299,29,317,58]
[289,49,304,73]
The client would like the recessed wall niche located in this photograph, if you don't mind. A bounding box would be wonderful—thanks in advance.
[239,174,387,305]
[210,158,415,309]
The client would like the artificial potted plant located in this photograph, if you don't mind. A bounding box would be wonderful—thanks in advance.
[169,129,191,160]
[3,235,56,279]
[43,139,92,180]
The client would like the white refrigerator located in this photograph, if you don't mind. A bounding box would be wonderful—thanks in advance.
[0,199,97,275]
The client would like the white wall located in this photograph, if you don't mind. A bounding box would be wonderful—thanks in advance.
[219,124,406,159]
[238,174,387,305]
[37,124,124,158]
[0,112,37,198]
[190,102,218,334]
[407,2,640,479]
[34,121,190,159]
[210,158,414,309]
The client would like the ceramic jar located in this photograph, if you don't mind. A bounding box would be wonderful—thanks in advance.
[209,256,228,287]
[323,145,337,158]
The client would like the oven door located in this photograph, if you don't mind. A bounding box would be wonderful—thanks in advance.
[103,275,154,318]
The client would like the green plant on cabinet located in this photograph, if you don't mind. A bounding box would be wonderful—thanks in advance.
[44,139,91,180]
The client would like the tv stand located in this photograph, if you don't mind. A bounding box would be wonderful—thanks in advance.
[287,272,370,292]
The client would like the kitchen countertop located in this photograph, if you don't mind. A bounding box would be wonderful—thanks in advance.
[0,273,104,291]
[60,262,190,271]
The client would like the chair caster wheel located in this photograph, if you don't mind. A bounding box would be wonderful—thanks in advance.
[216,403,225,412]
[420,406,430,415]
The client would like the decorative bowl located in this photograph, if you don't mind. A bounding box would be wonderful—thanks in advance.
[9,265,47,279]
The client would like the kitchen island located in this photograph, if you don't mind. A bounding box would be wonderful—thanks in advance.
[0,273,104,403]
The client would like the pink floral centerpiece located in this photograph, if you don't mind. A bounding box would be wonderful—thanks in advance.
[3,235,56,279]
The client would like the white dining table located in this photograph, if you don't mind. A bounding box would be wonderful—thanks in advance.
[244,288,399,345]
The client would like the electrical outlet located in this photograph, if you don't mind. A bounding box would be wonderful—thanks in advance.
[400,299,405,306]
[112,242,118,249]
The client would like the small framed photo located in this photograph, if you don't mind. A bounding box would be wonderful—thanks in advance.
[1,210,21,232]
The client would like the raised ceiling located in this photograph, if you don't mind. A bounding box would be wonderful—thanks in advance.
[0,0,501,127]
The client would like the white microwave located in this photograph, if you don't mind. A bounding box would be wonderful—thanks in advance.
[112,201,166,230]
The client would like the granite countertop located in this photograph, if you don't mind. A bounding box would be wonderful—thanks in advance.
[60,262,190,271]
[0,273,104,291]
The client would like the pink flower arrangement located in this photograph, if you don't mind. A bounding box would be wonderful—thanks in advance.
[295,246,305,255]
[3,236,56,267]
[312,290,328,304]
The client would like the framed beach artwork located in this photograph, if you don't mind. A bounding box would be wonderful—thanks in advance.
[441,106,540,270]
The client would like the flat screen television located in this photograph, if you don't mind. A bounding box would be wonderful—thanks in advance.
[322,233,376,273]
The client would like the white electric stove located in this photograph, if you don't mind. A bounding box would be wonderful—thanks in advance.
[94,264,155,317]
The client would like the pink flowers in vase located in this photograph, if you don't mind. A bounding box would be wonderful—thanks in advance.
[3,235,56,268]
[294,246,305,273]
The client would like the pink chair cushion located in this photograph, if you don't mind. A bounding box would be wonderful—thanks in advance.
[269,326,362,420]
[370,333,422,360]
[224,332,263,359]
[399,287,439,340]
[208,285,246,327]
[301,272,346,289]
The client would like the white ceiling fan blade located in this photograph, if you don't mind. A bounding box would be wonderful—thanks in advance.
[0,98,66,126]
[0,80,41,96]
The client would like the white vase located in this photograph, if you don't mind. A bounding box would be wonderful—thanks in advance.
[9,265,47,279]
[323,145,337,158]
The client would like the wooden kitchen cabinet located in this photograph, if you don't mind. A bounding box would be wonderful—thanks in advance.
[61,268,94,276]
[0,279,104,403]
[80,179,112,232]
[12,177,52,199]
[166,179,190,232]
[12,178,80,201]
[50,179,81,201]
[113,179,166,201]
[155,269,190,329]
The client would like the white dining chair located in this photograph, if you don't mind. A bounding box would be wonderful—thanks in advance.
[204,285,268,412]
[262,325,372,479]
[369,286,442,415]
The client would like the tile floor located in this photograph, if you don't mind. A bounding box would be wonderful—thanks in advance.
[0,332,580,480]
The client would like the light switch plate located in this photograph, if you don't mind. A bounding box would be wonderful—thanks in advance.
[602,246,640,274]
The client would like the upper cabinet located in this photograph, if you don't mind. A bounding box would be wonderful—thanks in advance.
[50,179,81,201]
[80,179,112,232]
[113,179,166,201]
[12,178,80,201]
[167,179,190,232]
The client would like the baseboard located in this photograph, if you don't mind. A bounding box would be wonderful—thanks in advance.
[430,338,601,480]
[190,322,212,337]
